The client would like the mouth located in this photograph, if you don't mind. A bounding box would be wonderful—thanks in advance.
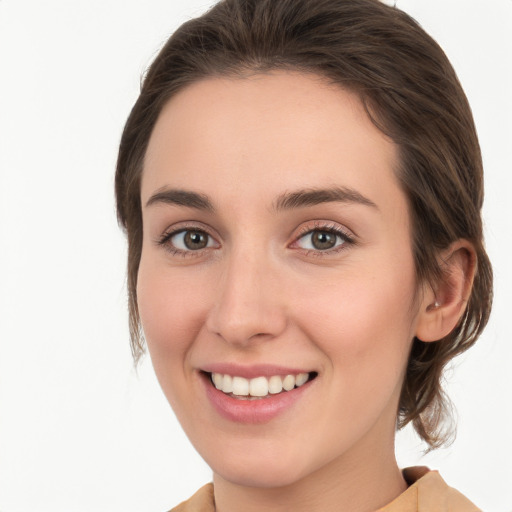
[206,371,318,400]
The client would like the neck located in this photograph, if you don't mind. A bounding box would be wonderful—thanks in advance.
[212,434,407,512]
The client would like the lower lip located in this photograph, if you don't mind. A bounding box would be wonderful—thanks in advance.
[202,373,314,424]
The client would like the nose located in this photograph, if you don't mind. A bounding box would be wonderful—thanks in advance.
[205,248,287,346]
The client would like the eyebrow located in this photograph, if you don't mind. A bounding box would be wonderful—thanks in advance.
[145,188,215,211]
[272,186,378,211]
[145,185,377,213]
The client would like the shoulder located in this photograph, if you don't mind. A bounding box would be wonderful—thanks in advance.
[405,466,481,512]
[170,470,481,512]
[379,467,481,511]
[168,483,215,512]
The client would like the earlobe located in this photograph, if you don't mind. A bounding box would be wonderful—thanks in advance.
[415,240,476,342]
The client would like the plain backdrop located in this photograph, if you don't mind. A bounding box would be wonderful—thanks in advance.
[0,1,511,511]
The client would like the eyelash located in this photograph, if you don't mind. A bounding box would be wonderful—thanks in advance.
[292,222,355,256]
[156,222,355,258]
[157,223,218,258]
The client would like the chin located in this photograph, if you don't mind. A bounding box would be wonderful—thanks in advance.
[214,460,308,489]
[203,439,327,489]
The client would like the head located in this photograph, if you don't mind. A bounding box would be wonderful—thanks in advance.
[116,0,492,452]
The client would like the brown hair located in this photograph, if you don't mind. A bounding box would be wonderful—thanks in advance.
[115,0,492,448]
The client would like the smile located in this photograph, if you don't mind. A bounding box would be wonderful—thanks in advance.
[202,367,318,423]
[210,372,316,399]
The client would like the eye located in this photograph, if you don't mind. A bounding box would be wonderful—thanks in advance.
[161,228,218,252]
[295,228,351,252]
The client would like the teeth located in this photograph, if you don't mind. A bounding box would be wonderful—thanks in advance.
[249,376,268,397]
[222,374,233,393]
[212,373,223,390]
[282,374,295,391]
[232,376,249,396]
[296,373,308,386]
[211,372,311,398]
[268,375,283,394]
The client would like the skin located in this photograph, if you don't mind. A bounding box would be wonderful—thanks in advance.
[137,72,471,512]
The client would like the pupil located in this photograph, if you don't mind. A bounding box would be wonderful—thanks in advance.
[312,231,336,250]
[184,231,208,250]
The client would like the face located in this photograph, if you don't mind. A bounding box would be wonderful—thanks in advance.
[138,72,425,488]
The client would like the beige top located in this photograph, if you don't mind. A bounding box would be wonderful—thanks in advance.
[169,467,480,512]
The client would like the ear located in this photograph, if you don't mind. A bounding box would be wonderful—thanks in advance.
[415,240,477,342]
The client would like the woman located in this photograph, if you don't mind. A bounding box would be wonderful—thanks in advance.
[115,0,493,510]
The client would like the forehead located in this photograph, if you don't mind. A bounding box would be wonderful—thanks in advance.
[141,71,402,213]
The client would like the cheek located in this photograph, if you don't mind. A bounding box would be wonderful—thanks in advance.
[296,261,418,382]
[302,271,417,437]
[136,260,210,359]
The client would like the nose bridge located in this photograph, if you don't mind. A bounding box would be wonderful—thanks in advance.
[206,242,286,345]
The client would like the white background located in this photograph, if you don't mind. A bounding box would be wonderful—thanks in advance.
[0,1,510,510]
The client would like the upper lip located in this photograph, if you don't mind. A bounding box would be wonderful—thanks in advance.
[200,363,314,379]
